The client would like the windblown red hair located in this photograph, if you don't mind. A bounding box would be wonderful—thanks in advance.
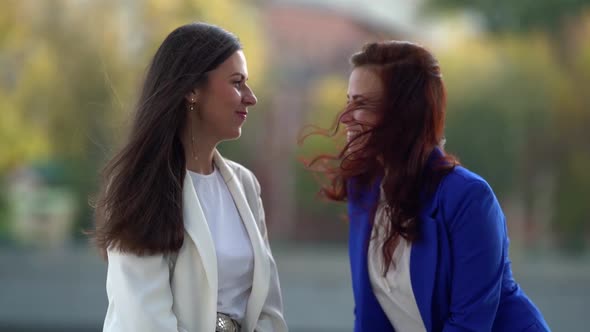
[302,41,459,273]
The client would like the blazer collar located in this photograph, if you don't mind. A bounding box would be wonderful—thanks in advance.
[409,146,445,332]
[410,202,438,332]
[182,167,218,294]
[181,150,271,330]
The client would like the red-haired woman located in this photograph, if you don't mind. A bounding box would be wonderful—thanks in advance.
[307,41,549,332]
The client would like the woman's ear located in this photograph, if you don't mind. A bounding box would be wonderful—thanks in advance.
[185,89,199,103]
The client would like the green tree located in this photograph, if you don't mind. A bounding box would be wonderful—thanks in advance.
[426,0,589,33]
[0,0,267,241]
[425,1,590,252]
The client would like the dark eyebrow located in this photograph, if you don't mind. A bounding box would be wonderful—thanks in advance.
[346,94,367,101]
[229,73,246,80]
[347,92,381,101]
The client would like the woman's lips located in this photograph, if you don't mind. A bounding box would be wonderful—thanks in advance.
[236,111,248,120]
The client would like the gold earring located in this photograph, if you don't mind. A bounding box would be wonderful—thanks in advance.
[189,98,196,112]
[189,102,198,161]
[190,130,198,161]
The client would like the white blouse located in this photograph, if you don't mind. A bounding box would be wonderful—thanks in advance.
[368,198,426,332]
[189,167,254,324]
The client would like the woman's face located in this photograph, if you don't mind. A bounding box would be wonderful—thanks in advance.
[189,50,257,143]
[342,66,383,149]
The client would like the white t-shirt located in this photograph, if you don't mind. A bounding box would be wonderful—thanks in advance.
[188,167,254,323]
[368,199,426,332]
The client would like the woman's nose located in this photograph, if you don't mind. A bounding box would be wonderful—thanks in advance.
[243,86,257,106]
[340,109,355,124]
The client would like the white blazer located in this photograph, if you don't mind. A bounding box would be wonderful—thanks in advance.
[103,150,288,332]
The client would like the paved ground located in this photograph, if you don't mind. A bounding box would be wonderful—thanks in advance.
[0,244,589,331]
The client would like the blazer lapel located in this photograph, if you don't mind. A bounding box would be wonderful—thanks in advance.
[410,148,444,332]
[411,207,438,332]
[182,171,218,294]
[214,151,270,332]
[348,176,395,332]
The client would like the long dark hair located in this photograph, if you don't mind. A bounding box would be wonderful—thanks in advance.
[92,22,241,257]
[304,41,459,273]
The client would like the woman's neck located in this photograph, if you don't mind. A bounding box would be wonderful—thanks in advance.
[181,130,217,175]
[186,152,215,175]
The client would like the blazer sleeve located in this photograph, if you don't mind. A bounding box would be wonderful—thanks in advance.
[249,173,289,332]
[103,249,182,332]
[442,179,505,332]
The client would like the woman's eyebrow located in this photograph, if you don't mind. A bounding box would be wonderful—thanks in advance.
[347,94,366,101]
[228,72,246,80]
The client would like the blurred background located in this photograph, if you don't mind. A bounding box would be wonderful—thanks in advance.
[1,0,589,331]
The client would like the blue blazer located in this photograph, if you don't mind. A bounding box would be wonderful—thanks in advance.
[348,155,550,331]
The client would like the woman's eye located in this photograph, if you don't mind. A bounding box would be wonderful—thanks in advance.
[233,80,242,88]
